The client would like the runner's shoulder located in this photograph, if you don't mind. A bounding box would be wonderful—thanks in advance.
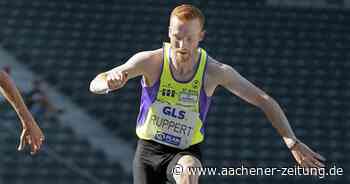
[133,48,163,79]
[205,55,241,85]
[134,48,163,66]
[206,56,233,76]
[0,70,9,83]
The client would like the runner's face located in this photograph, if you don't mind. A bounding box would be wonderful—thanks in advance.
[169,16,204,63]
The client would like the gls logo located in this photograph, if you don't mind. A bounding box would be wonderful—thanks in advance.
[163,106,186,119]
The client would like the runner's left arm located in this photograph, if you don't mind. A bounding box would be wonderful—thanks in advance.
[212,60,325,168]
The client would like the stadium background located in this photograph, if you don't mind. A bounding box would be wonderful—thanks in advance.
[0,0,348,183]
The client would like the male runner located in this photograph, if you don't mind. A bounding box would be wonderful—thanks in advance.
[0,70,44,154]
[90,4,326,184]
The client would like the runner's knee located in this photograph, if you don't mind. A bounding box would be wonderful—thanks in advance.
[178,155,202,169]
[173,155,202,184]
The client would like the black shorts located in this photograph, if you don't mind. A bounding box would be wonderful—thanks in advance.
[133,139,202,184]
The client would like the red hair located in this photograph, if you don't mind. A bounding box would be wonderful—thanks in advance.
[170,4,205,29]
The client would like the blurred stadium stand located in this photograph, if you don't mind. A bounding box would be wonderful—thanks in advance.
[0,110,131,184]
[0,0,349,183]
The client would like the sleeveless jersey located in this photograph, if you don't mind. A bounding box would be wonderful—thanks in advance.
[136,42,211,149]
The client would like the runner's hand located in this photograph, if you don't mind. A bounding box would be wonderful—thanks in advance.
[290,141,326,168]
[106,70,128,91]
[18,118,45,155]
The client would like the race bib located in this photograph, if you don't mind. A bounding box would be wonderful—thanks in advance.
[144,101,199,149]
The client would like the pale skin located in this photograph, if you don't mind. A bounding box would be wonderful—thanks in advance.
[90,16,326,184]
[0,71,44,155]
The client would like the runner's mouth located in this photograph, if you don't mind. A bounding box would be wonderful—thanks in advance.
[177,51,188,55]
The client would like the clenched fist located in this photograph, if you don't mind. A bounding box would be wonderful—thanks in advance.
[106,70,128,91]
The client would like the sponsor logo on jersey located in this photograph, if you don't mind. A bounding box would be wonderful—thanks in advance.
[155,131,181,146]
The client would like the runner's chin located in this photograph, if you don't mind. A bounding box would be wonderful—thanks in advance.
[176,52,190,63]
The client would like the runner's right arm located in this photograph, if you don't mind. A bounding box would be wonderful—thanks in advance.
[89,51,155,94]
[0,71,44,154]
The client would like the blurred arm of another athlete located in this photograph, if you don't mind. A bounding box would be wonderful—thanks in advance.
[208,57,326,169]
[90,50,160,94]
[0,71,44,155]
